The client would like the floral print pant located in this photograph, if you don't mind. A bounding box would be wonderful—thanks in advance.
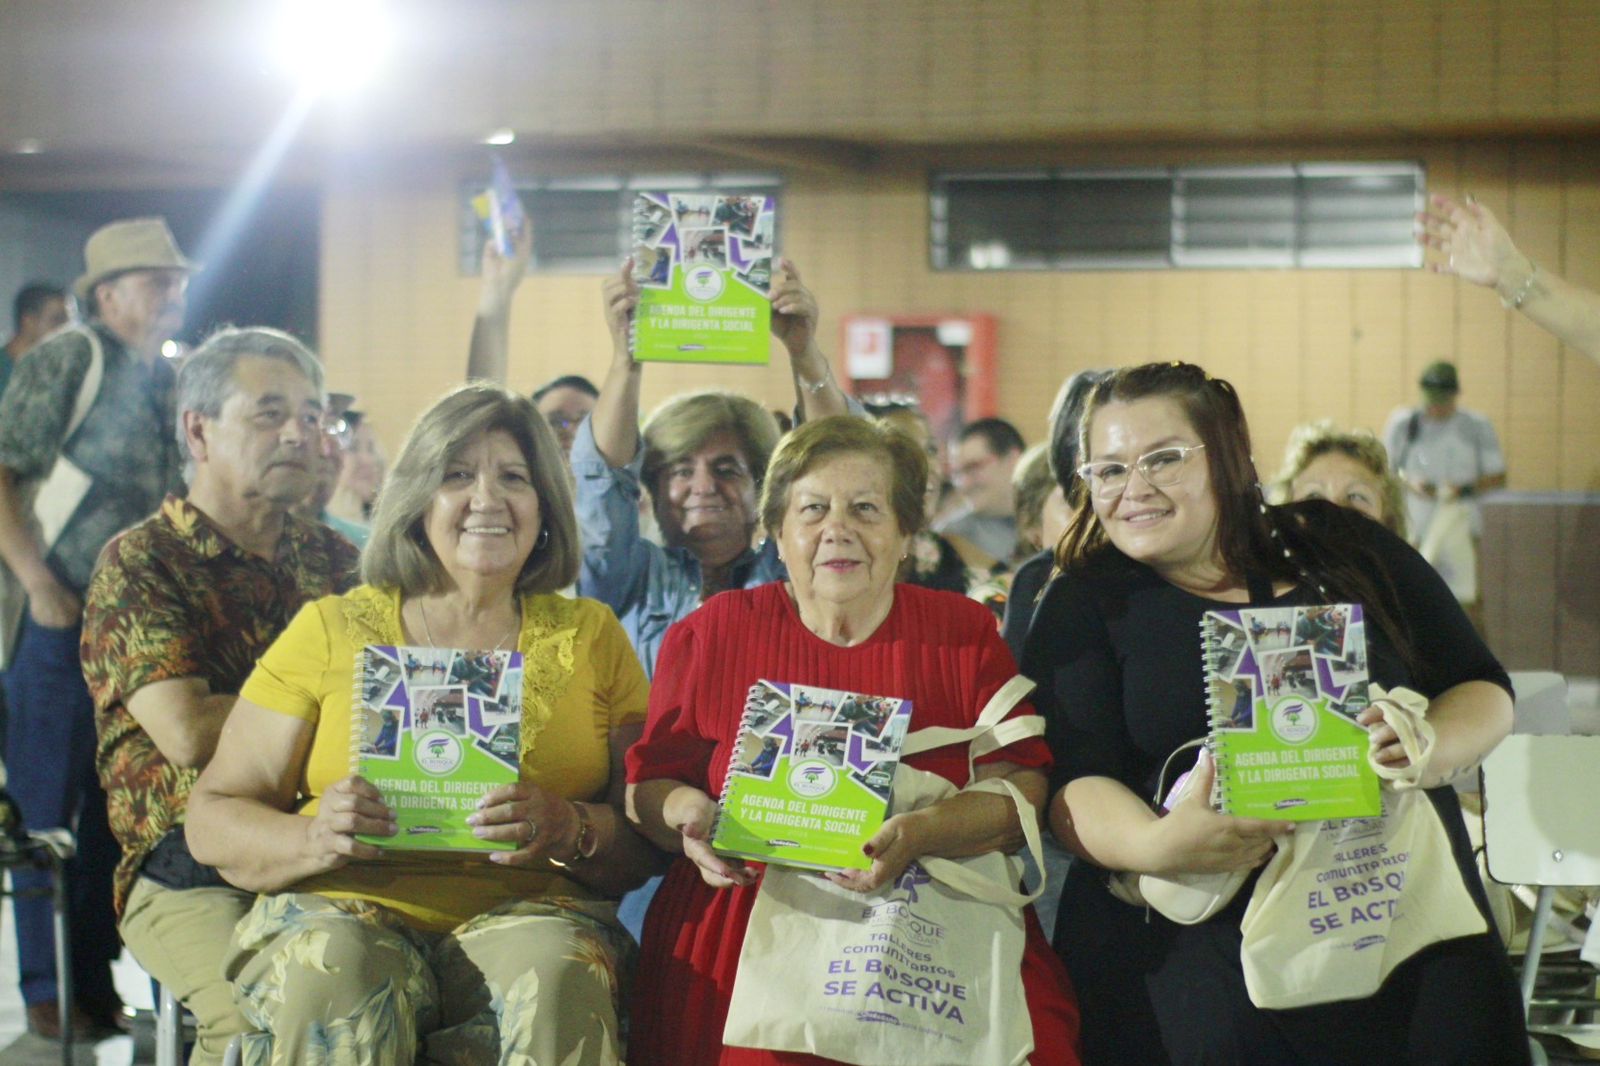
[224,893,631,1066]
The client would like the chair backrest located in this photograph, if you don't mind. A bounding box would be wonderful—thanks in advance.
[1507,671,1571,735]
[1452,672,1569,796]
[1481,734,1600,887]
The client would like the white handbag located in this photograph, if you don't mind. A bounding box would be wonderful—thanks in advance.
[0,326,104,668]
[1108,739,1249,925]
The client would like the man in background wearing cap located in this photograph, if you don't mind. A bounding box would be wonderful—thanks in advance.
[0,217,193,1038]
[1383,360,1507,614]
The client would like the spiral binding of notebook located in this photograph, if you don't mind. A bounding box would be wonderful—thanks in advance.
[626,193,669,358]
[349,645,374,776]
[709,682,772,843]
[1198,614,1232,811]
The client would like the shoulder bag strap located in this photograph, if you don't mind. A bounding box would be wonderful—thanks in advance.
[899,675,1037,759]
[919,775,1046,907]
[61,326,105,442]
[897,675,1048,905]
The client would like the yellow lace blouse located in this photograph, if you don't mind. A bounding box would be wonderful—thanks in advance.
[238,585,648,931]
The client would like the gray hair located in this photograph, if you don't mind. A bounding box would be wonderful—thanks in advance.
[175,326,325,483]
[362,383,579,597]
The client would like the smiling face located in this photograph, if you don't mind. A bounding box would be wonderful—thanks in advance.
[1086,396,1219,581]
[654,428,759,561]
[423,428,542,586]
[777,451,911,619]
[193,354,323,508]
[1290,450,1386,524]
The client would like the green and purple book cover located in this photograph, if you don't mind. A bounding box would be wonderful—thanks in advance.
[712,680,912,871]
[351,645,523,852]
[629,191,774,364]
[1202,604,1379,821]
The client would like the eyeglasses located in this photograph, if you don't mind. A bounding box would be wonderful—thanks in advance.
[1077,444,1206,498]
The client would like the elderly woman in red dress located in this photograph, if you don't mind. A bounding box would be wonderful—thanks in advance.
[625,415,1080,1065]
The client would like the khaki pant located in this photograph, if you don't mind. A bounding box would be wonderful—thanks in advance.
[119,878,257,1066]
[224,892,630,1066]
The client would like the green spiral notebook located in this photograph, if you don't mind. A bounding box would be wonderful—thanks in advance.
[351,644,523,851]
[711,680,913,871]
[1202,604,1380,821]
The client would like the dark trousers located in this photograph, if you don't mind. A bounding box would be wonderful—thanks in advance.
[3,616,121,1007]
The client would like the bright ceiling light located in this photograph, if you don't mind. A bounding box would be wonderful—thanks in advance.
[274,0,393,94]
[14,139,43,155]
[484,129,516,146]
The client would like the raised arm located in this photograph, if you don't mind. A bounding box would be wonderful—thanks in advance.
[1420,193,1600,363]
[592,259,645,467]
[770,259,848,421]
[186,698,395,892]
[466,220,533,383]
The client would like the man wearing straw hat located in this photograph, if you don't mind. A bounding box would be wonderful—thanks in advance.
[0,217,194,1039]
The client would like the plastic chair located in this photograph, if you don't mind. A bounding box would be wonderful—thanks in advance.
[1481,733,1600,1065]
[0,824,78,1066]
[155,983,189,1066]
[1506,671,1572,736]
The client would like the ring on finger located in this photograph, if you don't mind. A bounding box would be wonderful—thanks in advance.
[524,818,538,843]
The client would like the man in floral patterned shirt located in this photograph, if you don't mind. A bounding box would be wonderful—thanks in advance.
[83,327,358,1063]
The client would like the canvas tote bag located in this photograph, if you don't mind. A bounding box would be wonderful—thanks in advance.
[723,676,1046,1065]
[0,326,104,669]
[1416,497,1478,605]
[1238,685,1487,1009]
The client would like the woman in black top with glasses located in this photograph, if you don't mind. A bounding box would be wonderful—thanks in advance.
[1021,362,1526,1065]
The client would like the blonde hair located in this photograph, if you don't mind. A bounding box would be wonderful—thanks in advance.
[1010,442,1055,553]
[1271,420,1407,538]
[759,416,928,539]
[362,383,579,596]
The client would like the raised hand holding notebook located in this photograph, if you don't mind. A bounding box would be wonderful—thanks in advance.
[629,191,774,364]
[352,644,524,851]
[712,680,913,871]
[1202,604,1379,821]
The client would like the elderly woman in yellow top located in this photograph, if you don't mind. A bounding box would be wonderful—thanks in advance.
[187,383,655,1065]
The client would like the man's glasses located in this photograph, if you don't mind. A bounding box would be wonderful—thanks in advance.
[1077,444,1206,498]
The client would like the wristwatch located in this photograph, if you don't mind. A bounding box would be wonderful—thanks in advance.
[552,801,598,867]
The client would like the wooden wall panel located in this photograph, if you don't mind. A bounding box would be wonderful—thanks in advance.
[1558,504,1600,673]
[319,138,1600,515]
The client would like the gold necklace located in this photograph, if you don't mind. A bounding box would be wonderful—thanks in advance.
[417,598,520,650]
